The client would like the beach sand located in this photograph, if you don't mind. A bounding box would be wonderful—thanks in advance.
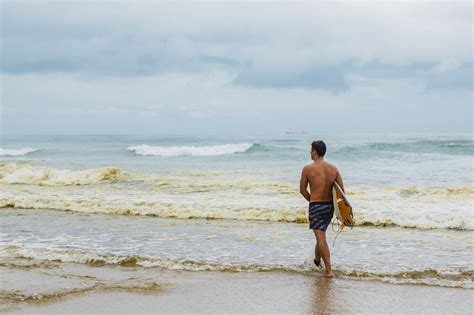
[3,265,473,314]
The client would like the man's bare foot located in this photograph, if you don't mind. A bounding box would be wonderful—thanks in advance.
[322,271,334,278]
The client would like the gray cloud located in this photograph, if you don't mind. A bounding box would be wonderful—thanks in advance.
[1,1,472,134]
[232,64,350,93]
[423,61,473,91]
[2,2,472,88]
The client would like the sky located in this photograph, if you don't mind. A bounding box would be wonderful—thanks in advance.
[1,1,472,135]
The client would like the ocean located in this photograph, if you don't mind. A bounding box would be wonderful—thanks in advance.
[1,133,473,299]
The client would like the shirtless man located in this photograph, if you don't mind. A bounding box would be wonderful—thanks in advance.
[299,140,344,278]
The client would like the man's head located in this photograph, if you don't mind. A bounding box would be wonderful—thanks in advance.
[311,140,326,160]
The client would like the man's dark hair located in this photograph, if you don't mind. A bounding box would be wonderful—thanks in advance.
[311,140,326,157]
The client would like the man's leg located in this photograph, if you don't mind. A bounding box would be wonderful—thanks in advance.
[313,229,333,277]
[312,230,322,265]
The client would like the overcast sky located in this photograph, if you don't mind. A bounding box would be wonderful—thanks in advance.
[1,1,472,135]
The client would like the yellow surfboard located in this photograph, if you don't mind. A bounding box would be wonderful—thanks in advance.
[332,182,354,228]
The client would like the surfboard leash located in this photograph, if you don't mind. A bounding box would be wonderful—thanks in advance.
[331,215,355,248]
[332,223,345,248]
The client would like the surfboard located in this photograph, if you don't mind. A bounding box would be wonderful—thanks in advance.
[332,182,354,228]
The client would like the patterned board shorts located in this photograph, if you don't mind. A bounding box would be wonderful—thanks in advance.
[308,201,334,231]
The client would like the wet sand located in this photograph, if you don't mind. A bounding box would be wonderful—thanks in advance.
[4,268,473,314]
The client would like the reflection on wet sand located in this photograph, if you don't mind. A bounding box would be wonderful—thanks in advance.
[309,274,334,314]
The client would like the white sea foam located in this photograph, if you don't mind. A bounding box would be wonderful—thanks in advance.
[127,143,255,156]
[0,148,40,156]
[2,246,471,288]
[1,185,473,230]
[1,163,473,230]
[0,163,126,186]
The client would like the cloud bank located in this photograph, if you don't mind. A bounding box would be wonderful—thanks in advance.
[1,1,472,134]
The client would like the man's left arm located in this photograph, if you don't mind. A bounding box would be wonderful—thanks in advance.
[299,167,310,202]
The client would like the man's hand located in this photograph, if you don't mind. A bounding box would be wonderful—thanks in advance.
[299,166,311,202]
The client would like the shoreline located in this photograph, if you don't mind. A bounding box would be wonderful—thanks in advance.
[3,268,473,314]
[1,208,473,291]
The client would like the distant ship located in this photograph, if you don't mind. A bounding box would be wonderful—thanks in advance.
[285,130,307,135]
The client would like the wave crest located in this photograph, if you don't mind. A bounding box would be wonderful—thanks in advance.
[335,139,473,156]
[0,148,41,156]
[0,163,127,186]
[2,195,472,230]
[1,163,472,230]
[127,143,255,156]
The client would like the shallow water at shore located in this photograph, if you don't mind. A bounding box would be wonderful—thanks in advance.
[1,209,472,290]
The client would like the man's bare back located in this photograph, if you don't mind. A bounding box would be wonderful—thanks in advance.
[301,160,343,202]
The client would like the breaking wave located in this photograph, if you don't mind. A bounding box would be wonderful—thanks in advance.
[0,148,41,157]
[2,198,471,230]
[127,143,256,156]
[2,246,471,289]
[335,139,473,156]
[0,163,127,186]
[1,163,473,230]
[0,199,309,225]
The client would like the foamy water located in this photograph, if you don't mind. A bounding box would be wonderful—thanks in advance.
[1,209,472,289]
[0,134,473,293]
[1,163,472,230]
[127,143,255,156]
